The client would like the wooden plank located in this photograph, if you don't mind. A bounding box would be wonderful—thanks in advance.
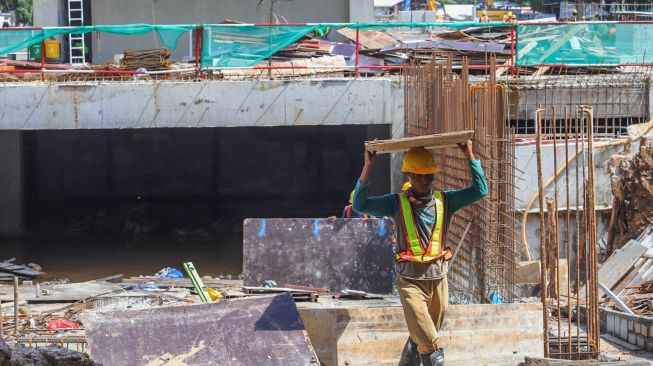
[336,29,398,50]
[598,282,634,315]
[124,277,243,289]
[601,239,648,293]
[0,281,121,303]
[82,293,318,366]
[365,130,475,154]
[600,333,640,351]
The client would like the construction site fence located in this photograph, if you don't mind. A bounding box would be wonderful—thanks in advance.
[3,21,653,78]
[516,21,653,66]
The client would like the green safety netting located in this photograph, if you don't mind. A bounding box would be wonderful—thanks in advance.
[0,29,43,56]
[516,22,653,66]
[201,25,317,67]
[0,24,196,57]
[200,21,510,67]
[1,22,512,66]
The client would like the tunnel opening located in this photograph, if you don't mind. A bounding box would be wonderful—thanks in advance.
[2,125,390,281]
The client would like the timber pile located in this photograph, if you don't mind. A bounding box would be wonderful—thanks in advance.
[121,48,171,71]
[620,279,653,316]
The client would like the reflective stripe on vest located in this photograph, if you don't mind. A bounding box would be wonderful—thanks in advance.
[395,191,445,263]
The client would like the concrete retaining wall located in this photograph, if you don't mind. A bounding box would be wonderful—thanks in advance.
[298,301,544,366]
[0,79,403,130]
[601,308,653,351]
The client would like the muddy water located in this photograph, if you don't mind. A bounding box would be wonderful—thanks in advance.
[1,232,242,282]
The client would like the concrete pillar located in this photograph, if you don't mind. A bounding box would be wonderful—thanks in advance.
[349,0,375,22]
[366,125,391,195]
[33,0,65,26]
[0,131,24,235]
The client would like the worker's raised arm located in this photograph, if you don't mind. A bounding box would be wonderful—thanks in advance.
[352,150,398,218]
[444,140,489,214]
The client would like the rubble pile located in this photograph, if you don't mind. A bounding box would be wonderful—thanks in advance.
[0,338,98,366]
[607,140,653,254]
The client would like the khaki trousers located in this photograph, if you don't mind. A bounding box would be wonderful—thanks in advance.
[397,275,448,355]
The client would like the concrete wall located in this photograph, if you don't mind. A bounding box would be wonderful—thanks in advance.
[25,126,389,222]
[88,0,361,62]
[298,301,544,366]
[33,0,64,27]
[602,308,653,351]
[0,131,24,234]
[0,79,403,130]
[514,141,623,212]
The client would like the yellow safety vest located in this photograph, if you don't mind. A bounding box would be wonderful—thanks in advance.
[395,191,445,263]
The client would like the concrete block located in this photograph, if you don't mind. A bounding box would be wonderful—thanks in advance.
[629,320,635,332]
[634,322,641,334]
[620,317,629,340]
[637,334,646,348]
[637,322,647,336]
[606,314,615,334]
[629,332,637,345]
[299,302,544,366]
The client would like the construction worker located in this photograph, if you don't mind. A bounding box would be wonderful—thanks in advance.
[571,8,578,21]
[480,10,490,23]
[502,11,512,22]
[342,191,369,219]
[352,141,487,366]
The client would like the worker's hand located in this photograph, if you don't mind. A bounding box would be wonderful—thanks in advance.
[364,150,377,168]
[359,148,377,184]
[457,140,475,160]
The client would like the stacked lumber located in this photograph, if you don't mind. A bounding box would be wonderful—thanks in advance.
[121,48,171,71]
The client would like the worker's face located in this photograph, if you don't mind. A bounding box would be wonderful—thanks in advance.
[407,173,435,195]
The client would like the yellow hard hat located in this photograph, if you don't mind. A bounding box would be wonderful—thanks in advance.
[572,8,578,14]
[401,147,439,174]
[349,190,355,204]
[507,11,513,16]
[402,181,412,191]
[482,10,488,15]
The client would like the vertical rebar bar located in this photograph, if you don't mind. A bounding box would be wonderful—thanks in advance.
[536,108,549,357]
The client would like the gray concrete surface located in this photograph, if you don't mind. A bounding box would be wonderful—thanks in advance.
[33,0,64,27]
[0,79,403,130]
[0,131,24,234]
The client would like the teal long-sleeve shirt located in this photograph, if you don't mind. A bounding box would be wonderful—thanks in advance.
[352,159,489,280]
[352,159,488,220]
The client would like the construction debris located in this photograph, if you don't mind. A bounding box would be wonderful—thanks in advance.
[0,337,97,366]
[0,259,44,282]
[120,48,171,71]
[607,141,653,256]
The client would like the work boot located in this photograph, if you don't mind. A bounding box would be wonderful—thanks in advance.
[419,348,444,366]
[398,337,420,366]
